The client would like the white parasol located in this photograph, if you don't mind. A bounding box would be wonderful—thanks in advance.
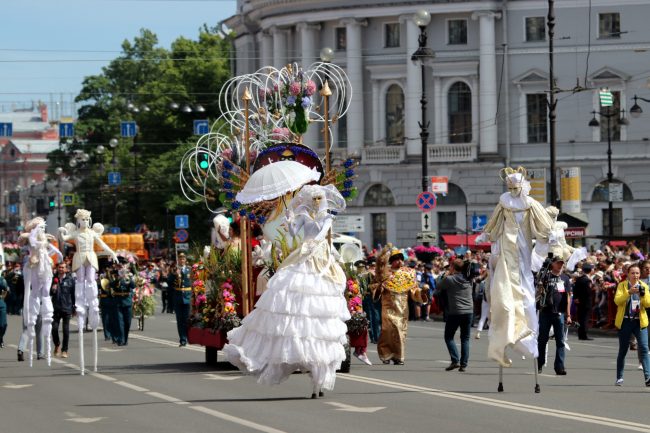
[235,160,321,204]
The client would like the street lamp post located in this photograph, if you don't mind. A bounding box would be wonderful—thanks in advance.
[411,10,434,194]
[588,101,628,237]
[54,167,63,229]
[109,138,119,228]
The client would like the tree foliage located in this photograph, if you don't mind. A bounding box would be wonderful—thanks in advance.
[53,27,232,245]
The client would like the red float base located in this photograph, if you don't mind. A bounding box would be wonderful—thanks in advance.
[348,329,368,348]
[187,327,227,349]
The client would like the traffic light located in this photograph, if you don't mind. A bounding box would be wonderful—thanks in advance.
[48,196,56,210]
[198,152,209,170]
[36,198,46,214]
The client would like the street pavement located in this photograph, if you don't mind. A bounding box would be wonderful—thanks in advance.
[1,306,649,433]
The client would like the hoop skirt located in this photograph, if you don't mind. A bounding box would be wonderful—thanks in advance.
[223,237,350,391]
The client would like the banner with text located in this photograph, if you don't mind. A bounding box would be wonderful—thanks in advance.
[527,168,546,205]
[560,167,581,213]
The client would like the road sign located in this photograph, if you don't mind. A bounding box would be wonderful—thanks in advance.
[109,227,121,234]
[430,176,448,194]
[175,214,189,229]
[416,191,436,212]
[107,172,121,186]
[59,122,74,138]
[471,214,488,232]
[193,119,210,135]
[599,89,613,107]
[175,242,189,252]
[416,232,438,243]
[333,215,365,232]
[175,229,189,243]
[609,182,623,202]
[62,193,75,206]
[120,121,137,138]
[8,204,17,214]
[0,122,12,137]
[421,211,432,231]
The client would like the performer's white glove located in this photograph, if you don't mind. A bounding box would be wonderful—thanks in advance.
[475,233,489,245]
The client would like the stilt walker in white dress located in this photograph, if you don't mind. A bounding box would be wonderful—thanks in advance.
[19,217,63,367]
[59,209,118,375]
[224,184,350,398]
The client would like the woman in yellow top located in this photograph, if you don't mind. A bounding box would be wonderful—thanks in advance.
[613,263,650,386]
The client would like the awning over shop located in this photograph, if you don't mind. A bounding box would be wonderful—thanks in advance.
[441,234,491,251]
[608,240,627,248]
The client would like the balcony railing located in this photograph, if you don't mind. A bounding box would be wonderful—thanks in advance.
[361,142,478,165]
[361,146,406,164]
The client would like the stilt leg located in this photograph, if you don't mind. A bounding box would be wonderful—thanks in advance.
[78,316,85,376]
[497,365,504,392]
[533,358,540,393]
[28,335,34,368]
[93,328,98,372]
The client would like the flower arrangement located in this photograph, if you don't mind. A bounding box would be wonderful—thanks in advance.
[132,270,155,318]
[345,278,368,335]
[278,66,317,135]
[413,245,443,263]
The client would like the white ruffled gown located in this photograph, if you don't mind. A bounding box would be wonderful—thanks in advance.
[223,212,350,392]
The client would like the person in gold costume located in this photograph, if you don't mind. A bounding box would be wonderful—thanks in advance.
[373,248,427,365]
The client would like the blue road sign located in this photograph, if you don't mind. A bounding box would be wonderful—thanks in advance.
[175,229,189,243]
[0,122,13,137]
[107,171,122,186]
[8,204,17,214]
[120,121,137,138]
[110,227,121,234]
[193,119,209,135]
[416,191,437,211]
[59,122,74,138]
[175,214,189,229]
[472,214,488,232]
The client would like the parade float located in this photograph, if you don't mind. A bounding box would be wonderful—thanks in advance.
[179,62,358,365]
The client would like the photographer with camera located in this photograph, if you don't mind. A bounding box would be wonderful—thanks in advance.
[536,254,572,375]
[613,263,650,387]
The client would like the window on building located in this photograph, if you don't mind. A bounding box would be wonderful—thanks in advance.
[364,184,395,207]
[384,23,400,48]
[527,93,548,143]
[436,183,467,206]
[591,179,633,202]
[599,13,621,38]
[371,213,388,249]
[438,212,457,234]
[525,17,546,42]
[385,84,405,146]
[448,19,467,45]
[335,27,347,50]
[602,208,623,236]
[600,91,622,142]
[448,82,472,143]
[338,95,348,148]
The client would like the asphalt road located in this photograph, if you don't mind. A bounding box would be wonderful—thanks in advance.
[1,306,649,433]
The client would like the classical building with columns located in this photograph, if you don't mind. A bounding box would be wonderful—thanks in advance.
[226,0,650,249]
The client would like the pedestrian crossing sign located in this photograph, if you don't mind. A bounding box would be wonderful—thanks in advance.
[599,89,613,107]
[62,193,77,206]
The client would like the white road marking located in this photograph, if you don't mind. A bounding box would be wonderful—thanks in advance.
[65,417,105,424]
[191,405,288,433]
[146,391,190,405]
[325,402,385,413]
[3,383,33,389]
[128,333,204,352]
[100,347,124,352]
[91,372,117,382]
[204,373,241,381]
[115,381,149,392]
[339,374,650,432]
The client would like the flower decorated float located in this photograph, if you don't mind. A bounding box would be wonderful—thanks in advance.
[179,62,358,365]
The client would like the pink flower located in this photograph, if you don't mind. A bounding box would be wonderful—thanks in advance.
[304,80,316,96]
[271,127,290,141]
[289,81,301,96]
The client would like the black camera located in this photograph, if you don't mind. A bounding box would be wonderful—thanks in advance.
[640,285,646,297]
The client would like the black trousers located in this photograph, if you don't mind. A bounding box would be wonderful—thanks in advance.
[577,301,592,339]
[52,310,71,351]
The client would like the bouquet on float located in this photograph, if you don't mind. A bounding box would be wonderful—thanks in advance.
[277,65,317,135]
[132,270,155,318]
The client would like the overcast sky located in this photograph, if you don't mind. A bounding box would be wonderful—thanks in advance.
[0,0,236,115]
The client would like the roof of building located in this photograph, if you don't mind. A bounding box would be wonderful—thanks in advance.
[0,110,53,133]
[9,139,60,155]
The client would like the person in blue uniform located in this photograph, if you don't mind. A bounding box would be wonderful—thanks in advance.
[169,253,191,347]
[0,272,8,348]
[110,259,135,346]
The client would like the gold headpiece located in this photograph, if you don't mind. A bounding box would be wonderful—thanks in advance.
[499,166,528,188]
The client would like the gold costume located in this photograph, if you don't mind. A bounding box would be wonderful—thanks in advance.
[376,267,426,363]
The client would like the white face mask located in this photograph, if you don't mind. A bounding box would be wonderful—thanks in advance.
[508,186,522,198]
[78,217,90,229]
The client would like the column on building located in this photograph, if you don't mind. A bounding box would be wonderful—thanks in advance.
[342,18,366,154]
[259,30,273,69]
[433,76,443,144]
[298,22,321,148]
[372,80,381,144]
[404,16,422,155]
[272,26,289,68]
[473,11,501,154]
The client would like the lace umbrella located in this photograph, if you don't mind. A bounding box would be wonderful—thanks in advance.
[235,160,321,205]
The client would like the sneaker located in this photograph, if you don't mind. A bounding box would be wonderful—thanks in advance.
[61,351,68,359]
[646,378,650,387]
[459,366,466,372]
[615,378,624,386]
[638,364,644,370]
[17,350,24,362]
[53,346,61,357]
[445,362,460,371]
[354,353,372,366]
[474,332,481,340]
[393,359,404,365]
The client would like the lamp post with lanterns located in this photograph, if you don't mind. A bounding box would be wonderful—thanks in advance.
[411,10,434,194]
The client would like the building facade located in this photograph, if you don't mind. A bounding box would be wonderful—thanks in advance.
[226,0,650,249]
